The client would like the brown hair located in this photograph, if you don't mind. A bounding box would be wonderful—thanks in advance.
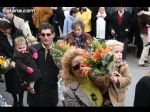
[0,18,12,30]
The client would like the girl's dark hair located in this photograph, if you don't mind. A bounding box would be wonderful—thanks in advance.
[38,22,54,34]
[0,18,13,30]
[70,8,78,16]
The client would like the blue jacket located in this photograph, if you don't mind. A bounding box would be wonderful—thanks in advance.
[0,12,4,18]
[63,15,74,36]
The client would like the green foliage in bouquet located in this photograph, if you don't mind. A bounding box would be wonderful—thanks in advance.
[51,42,73,69]
[82,40,113,76]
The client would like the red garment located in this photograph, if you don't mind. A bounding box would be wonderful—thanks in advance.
[117,15,123,25]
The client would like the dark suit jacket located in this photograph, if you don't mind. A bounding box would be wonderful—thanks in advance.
[27,43,59,106]
[109,11,132,41]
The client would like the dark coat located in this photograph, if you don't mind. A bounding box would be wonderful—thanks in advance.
[27,43,59,106]
[0,28,24,94]
[138,14,150,34]
[109,11,132,59]
[134,75,150,106]
[109,11,132,41]
[14,46,42,82]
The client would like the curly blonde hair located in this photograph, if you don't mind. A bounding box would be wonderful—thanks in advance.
[61,48,83,86]
[105,40,124,52]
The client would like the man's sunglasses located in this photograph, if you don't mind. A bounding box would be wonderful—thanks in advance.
[72,63,80,71]
[39,33,52,37]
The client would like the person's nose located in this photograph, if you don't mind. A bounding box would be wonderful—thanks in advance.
[75,30,79,34]
[119,53,122,57]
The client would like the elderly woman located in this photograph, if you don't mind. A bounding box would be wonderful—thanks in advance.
[63,19,93,51]
[61,48,103,107]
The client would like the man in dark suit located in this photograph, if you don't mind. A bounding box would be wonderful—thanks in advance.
[109,7,132,59]
[27,23,59,107]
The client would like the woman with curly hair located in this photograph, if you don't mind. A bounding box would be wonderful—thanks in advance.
[61,48,103,107]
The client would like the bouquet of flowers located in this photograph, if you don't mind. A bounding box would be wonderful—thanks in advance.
[0,57,12,75]
[51,42,74,69]
[82,40,113,76]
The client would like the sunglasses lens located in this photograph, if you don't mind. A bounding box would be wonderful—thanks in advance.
[72,64,80,71]
[40,33,45,36]
[39,33,52,37]
[46,33,51,36]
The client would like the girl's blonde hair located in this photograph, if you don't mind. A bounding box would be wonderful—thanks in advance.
[105,40,124,52]
[14,36,27,48]
[61,48,83,86]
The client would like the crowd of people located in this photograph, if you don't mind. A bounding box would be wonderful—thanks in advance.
[0,7,150,107]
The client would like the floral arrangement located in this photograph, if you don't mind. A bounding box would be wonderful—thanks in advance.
[0,57,11,75]
[51,42,74,69]
[82,40,113,76]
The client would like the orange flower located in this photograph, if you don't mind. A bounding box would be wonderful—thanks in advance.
[102,47,109,54]
[82,50,90,59]
[0,57,4,60]
[92,49,103,62]
[58,43,67,49]
[81,61,91,67]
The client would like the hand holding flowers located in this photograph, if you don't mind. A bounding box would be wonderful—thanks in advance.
[105,74,119,84]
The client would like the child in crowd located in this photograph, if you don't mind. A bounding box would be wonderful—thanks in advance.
[90,40,132,106]
[13,36,42,95]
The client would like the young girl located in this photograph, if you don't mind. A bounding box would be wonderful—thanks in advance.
[90,40,132,106]
[13,36,42,95]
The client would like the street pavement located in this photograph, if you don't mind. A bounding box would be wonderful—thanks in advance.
[0,52,150,107]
